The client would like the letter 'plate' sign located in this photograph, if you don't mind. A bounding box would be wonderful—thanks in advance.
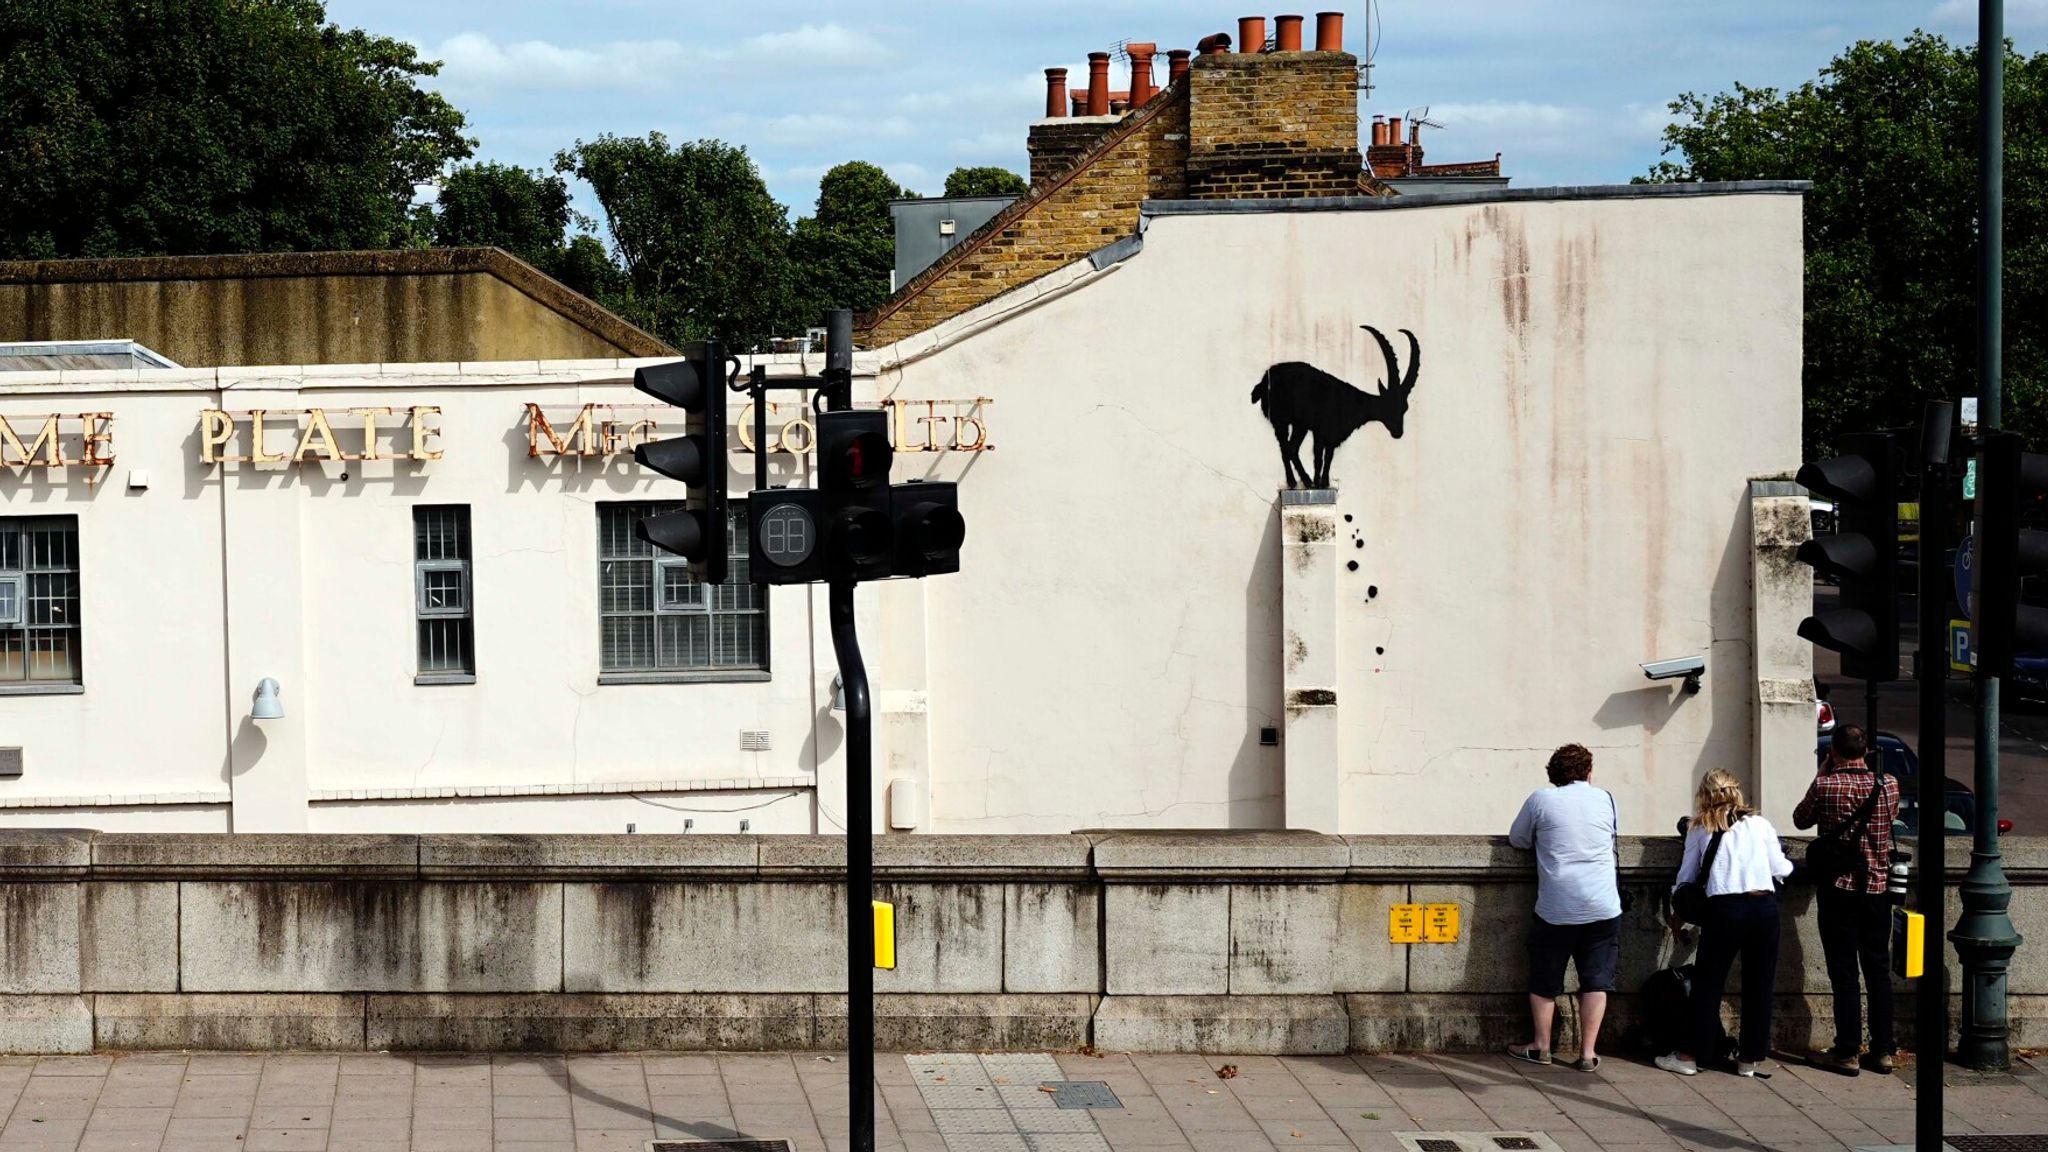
[1389,904,1423,944]
[1425,903,1461,943]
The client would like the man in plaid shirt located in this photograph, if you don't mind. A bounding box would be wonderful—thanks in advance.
[1794,725,1900,1075]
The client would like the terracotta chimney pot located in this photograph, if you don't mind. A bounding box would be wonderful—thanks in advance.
[1315,11,1343,52]
[1043,67,1068,118]
[1086,51,1111,116]
[1387,116,1402,147]
[1127,42,1157,107]
[1196,32,1232,56]
[1237,15,1266,52]
[1167,48,1191,84]
[1274,15,1303,52]
[1371,115,1386,146]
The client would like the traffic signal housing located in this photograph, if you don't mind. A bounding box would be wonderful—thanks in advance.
[1970,431,2048,676]
[632,341,729,584]
[1796,432,1901,682]
[892,480,964,578]
[747,488,824,586]
[818,410,895,581]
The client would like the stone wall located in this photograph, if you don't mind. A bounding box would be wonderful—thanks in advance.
[3,830,2038,1055]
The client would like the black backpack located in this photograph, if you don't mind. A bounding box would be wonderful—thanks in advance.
[1634,965,1734,1060]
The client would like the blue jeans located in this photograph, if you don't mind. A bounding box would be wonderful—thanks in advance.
[1692,893,1780,1063]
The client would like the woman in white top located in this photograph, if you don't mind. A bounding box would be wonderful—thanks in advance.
[1656,769,1794,1077]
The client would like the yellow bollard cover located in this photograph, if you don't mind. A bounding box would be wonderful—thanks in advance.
[874,900,896,970]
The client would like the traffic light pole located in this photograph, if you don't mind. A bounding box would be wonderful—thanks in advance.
[1953,0,2020,1073]
[830,577,875,1152]
[1915,404,1952,1152]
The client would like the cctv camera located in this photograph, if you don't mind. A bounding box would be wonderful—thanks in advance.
[1641,655,1705,694]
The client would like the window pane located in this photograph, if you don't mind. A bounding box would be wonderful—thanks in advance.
[603,615,656,671]
[414,505,469,563]
[421,568,465,613]
[417,618,472,674]
[600,558,652,614]
[0,629,22,681]
[26,628,75,681]
[0,524,18,571]
[0,580,18,623]
[26,572,77,626]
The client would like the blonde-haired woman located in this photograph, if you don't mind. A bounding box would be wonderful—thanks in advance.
[1656,769,1793,1076]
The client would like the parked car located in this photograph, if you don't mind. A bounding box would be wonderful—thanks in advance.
[1812,732,2012,837]
[2010,652,2048,704]
[1816,681,1837,734]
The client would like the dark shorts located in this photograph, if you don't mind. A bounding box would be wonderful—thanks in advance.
[1528,913,1622,998]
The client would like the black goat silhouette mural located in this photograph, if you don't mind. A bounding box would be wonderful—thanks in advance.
[1250,325,1421,489]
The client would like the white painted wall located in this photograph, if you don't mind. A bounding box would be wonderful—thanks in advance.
[879,192,1805,834]
[0,188,1805,836]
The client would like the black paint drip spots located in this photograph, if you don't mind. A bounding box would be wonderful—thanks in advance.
[1343,514,1354,523]
[1367,585,1379,599]
[1347,560,1358,572]
[1375,646,1385,655]
[1354,539,1364,549]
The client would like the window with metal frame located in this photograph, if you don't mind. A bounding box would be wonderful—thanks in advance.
[413,505,474,678]
[598,502,762,675]
[0,516,82,686]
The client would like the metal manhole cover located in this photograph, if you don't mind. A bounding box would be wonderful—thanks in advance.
[647,1141,794,1152]
[1950,1138,2048,1152]
[1040,1080,1123,1109]
[1398,1136,1562,1152]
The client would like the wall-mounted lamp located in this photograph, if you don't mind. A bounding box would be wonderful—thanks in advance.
[252,677,285,721]
[831,675,846,713]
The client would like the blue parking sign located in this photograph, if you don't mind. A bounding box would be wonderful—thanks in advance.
[1951,620,1974,673]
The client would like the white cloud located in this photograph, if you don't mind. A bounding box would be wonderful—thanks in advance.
[744,24,886,62]
[1422,101,1583,129]
[429,32,695,93]
[426,23,889,95]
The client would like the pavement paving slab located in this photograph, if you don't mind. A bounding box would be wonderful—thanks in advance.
[0,1051,2044,1151]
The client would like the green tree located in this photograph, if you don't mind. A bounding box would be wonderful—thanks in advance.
[944,166,1029,198]
[1643,33,2046,454]
[790,161,913,320]
[0,0,472,258]
[555,132,793,346]
[429,161,623,301]
[433,162,574,266]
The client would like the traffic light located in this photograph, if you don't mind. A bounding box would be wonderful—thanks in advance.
[1796,432,1901,682]
[1970,431,2048,676]
[817,410,895,581]
[891,480,964,578]
[631,341,729,584]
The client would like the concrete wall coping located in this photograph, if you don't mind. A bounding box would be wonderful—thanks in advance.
[1089,831,1349,881]
[89,834,420,879]
[0,831,2039,884]
[0,830,93,875]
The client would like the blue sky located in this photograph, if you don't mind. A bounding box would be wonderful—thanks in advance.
[326,0,2047,226]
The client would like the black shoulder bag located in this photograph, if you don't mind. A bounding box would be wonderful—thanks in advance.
[1805,772,1884,890]
[1672,825,1727,927]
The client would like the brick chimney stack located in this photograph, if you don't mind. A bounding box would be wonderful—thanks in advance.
[1185,13,1362,198]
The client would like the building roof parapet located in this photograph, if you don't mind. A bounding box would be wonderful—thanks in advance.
[1142,180,1812,217]
[418,834,759,881]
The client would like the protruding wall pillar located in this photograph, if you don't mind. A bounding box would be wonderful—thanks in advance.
[1749,479,1815,827]
[1281,490,1340,833]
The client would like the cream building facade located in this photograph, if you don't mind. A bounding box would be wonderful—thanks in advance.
[0,184,1814,836]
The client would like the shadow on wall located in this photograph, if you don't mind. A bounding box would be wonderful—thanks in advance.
[1593,685,1686,735]
[226,713,267,786]
[1233,499,1284,828]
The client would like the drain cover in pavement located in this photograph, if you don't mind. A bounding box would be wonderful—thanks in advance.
[1039,1080,1122,1109]
[648,1142,794,1152]
[1949,1138,2048,1152]
[1397,1136,1563,1152]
